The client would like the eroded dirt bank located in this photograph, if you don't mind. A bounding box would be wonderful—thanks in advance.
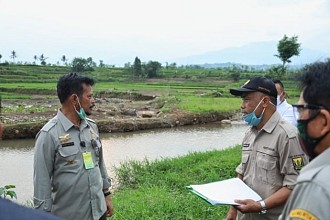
[1,94,235,140]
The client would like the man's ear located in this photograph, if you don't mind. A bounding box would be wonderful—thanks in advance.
[262,96,270,107]
[70,94,78,105]
[319,109,330,136]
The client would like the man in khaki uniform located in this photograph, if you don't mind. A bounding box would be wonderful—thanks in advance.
[280,60,330,220]
[226,77,308,220]
[34,73,113,220]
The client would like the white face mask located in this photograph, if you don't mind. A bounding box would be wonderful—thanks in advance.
[276,95,281,106]
[276,92,283,106]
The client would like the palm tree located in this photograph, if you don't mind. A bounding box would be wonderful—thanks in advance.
[61,55,67,66]
[33,55,38,65]
[10,50,17,63]
[39,54,48,66]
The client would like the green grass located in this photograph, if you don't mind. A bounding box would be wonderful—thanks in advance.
[109,145,241,220]
[176,94,242,113]
[0,64,302,114]
[0,92,31,99]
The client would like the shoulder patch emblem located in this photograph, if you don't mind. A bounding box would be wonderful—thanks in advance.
[289,209,318,220]
[292,157,304,171]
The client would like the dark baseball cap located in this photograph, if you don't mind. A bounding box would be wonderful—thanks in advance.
[229,77,277,98]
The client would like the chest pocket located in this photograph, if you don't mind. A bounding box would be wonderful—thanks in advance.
[58,145,79,157]
[257,154,281,186]
[57,145,80,173]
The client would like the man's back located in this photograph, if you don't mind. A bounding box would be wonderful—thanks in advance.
[0,198,61,220]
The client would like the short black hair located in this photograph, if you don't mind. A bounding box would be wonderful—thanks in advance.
[57,73,95,104]
[298,59,330,110]
[273,79,284,90]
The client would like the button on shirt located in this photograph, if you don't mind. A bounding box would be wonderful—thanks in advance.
[236,112,308,220]
[34,110,111,220]
[280,148,330,220]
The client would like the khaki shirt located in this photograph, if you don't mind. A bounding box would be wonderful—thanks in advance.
[236,112,308,220]
[280,148,330,220]
[34,110,111,220]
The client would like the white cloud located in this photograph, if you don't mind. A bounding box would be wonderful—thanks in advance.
[0,0,330,66]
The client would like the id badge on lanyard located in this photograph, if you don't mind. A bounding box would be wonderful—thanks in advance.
[82,152,95,169]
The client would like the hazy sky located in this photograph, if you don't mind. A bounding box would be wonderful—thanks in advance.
[1,0,330,66]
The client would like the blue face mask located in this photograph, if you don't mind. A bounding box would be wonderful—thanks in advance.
[243,98,265,126]
[74,95,87,120]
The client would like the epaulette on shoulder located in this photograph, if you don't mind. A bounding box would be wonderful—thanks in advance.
[86,117,96,124]
[278,120,296,139]
[41,118,58,132]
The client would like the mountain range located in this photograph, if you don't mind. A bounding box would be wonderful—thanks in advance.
[173,41,330,68]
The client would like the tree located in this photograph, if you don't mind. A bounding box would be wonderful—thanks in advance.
[229,65,242,82]
[169,62,177,69]
[71,57,87,72]
[133,57,142,77]
[33,55,38,65]
[267,65,286,80]
[10,50,17,63]
[86,57,96,68]
[144,61,162,78]
[124,62,131,68]
[39,54,48,65]
[71,57,95,72]
[275,35,301,68]
[99,60,104,68]
[0,54,2,63]
[61,55,68,66]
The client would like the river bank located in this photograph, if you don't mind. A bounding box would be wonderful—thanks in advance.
[1,94,237,139]
[110,145,241,219]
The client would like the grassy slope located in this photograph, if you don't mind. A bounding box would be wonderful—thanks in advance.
[110,145,241,220]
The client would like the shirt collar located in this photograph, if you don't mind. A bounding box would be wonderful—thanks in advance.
[278,99,288,106]
[57,109,89,132]
[261,111,281,134]
[303,147,330,172]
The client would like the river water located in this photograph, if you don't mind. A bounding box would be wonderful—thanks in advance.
[0,122,247,204]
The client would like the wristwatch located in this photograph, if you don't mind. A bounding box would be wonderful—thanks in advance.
[103,191,111,197]
[258,200,267,214]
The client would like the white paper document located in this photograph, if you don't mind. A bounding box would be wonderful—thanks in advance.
[187,177,262,206]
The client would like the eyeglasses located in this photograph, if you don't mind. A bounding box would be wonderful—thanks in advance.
[292,103,328,120]
[292,103,327,111]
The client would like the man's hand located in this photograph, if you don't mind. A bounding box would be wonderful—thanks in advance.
[234,199,261,214]
[226,206,238,220]
[105,195,114,217]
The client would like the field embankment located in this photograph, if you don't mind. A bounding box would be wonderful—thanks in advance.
[0,64,300,139]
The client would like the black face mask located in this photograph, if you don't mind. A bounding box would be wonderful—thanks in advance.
[297,113,330,160]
